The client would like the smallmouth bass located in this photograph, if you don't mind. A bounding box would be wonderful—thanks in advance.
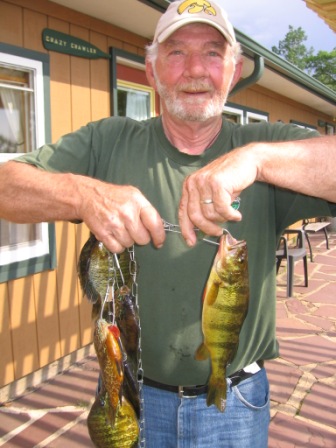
[195,231,249,412]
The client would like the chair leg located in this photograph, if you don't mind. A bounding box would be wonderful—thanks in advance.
[303,255,308,287]
[304,232,314,262]
[323,228,330,250]
[287,257,294,297]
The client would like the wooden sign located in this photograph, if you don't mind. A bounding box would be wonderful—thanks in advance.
[42,28,110,59]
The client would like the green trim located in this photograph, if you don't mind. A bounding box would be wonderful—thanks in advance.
[0,43,57,283]
[109,48,145,116]
[318,119,335,129]
[0,42,49,63]
[138,0,170,13]
[0,224,56,283]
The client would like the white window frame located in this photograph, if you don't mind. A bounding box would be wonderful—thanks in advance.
[223,105,244,124]
[326,124,334,135]
[223,105,268,124]
[117,79,156,119]
[0,52,49,266]
[246,111,268,123]
[290,120,316,132]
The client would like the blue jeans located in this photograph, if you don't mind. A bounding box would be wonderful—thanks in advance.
[142,368,270,448]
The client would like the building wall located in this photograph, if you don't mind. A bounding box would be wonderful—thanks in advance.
[0,0,148,392]
[231,83,331,130]
[0,0,332,394]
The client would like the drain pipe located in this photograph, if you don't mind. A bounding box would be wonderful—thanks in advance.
[230,54,264,97]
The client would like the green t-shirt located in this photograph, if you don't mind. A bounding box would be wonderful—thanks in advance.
[16,117,335,385]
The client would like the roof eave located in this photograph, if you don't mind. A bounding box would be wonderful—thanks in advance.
[235,28,336,107]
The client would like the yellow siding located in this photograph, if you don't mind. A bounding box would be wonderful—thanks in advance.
[231,83,332,130]
[0,0,147,391]
[8,277,40,378]
[33,270,62,367]
[0,283,15,385]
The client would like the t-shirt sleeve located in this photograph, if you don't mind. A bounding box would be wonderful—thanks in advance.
[14,122,96,175]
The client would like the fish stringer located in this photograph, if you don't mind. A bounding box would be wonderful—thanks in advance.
[100,253,119,323]
[128,245,146,448]
[101,246,145,448]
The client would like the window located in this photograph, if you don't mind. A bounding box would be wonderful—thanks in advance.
[290,120,316,131]
[110,48,156,120]
[246,111,268,124]
[223,105,244,124]
[0,64,37,158]
[326,124,335,135]
[117,80,155,120]
[0,45,55,282]
[223,104,268,124]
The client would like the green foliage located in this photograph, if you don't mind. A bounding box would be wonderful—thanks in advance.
[272,26,314,70]
[305,49,336,91]
[272,26,336,91]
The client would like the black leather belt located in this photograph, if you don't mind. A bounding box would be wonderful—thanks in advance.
[143,360,264,398]
[143,377,208,397]
[228,359,264,387]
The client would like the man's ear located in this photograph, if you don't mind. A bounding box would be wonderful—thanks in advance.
[229,58,243,92]
[146,59,157,91]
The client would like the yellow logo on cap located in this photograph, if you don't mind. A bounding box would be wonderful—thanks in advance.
[178,0,217,16]
[177,0,217,16]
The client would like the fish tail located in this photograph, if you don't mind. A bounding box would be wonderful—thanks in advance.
[206,376,227,412]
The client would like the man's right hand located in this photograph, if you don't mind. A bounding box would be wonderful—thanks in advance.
[76,177,166,253]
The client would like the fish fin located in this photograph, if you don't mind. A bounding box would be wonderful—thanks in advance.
[91,301,100,322]
[194,342,210,361]
[206,376,227,412]
[203,276,222,306]
[227,344,239,365]
[119,385,123,407]
[123,361,141,418]
[105,399,117,426]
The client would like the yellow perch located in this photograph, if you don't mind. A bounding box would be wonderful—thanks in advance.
[195,231,249,412]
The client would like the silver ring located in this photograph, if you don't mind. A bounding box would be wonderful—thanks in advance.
[202,199,213,204]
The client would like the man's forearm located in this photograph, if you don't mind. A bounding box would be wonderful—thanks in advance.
[0,161,82,223]
[0,160,166,253]
[255,135,336,203]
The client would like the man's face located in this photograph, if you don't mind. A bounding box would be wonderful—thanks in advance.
[150,23,236,122]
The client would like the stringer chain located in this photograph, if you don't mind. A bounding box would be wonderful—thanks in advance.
[127,245,146,448]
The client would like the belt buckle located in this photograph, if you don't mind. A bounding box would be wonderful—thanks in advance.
[178,386,188,398]
[178,386,196,398]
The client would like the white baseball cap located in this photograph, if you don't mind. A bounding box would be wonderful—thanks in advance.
[153,0,236,46]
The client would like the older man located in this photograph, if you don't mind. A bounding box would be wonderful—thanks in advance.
[1,0,335,446]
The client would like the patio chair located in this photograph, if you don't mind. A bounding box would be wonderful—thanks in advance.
[276,229,308,297]
[302,218,330,262]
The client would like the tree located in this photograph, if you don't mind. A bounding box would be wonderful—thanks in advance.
[272,26,314,71]
[306,49,336,91]
[272,26,336,91]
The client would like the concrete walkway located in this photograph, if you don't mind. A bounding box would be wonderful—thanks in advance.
[0,232,335,447]
[269,231,336,447]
